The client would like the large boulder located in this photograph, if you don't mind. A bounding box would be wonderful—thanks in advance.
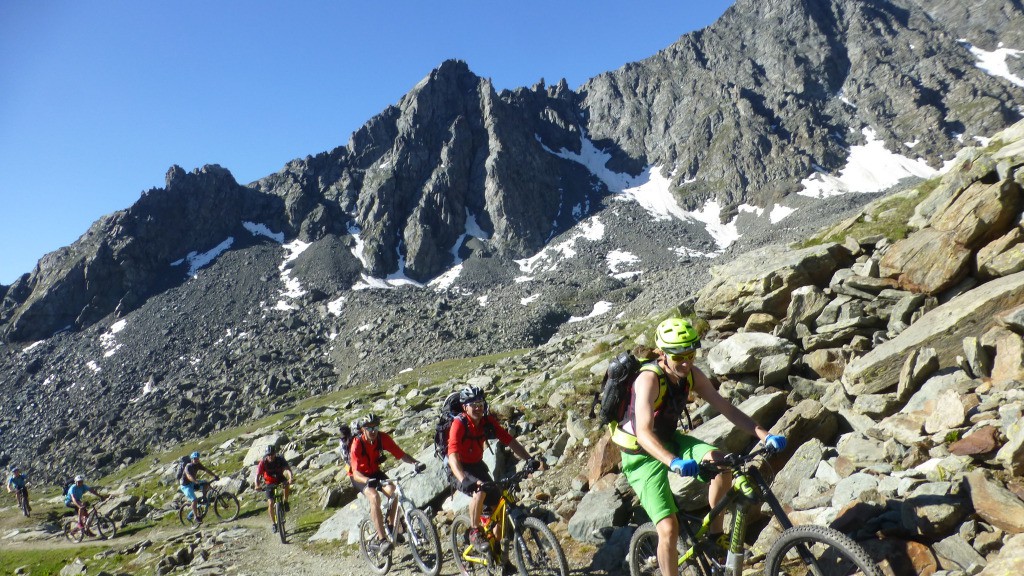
[843,271,1024,395]
[690,392,788,453]
[694,243,852,329]
[706,332,797,376]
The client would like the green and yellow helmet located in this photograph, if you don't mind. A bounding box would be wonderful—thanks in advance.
[654,317,701,354]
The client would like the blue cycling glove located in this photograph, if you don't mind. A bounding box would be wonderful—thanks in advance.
[765,435,787,453]
[669,457,699,477]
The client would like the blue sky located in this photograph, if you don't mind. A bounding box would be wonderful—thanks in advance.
[0,1,734,285]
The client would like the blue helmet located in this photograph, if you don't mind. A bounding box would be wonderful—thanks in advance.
[190,451,201,460]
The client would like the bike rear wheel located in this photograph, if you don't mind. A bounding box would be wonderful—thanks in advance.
[214,492,240,522]
[358,518,393,574]
[64,519,84,542]
[764,525,882,576]
[628,521,710,576]
[178,503,201,528]
[512,516,569,576]
[406,508,442,576]
[95,514,117,540]
[450,514,483,575]
[275,501,287,543]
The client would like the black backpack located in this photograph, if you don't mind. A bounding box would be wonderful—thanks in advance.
[173,455,191,483]
[594,351,644,425]
[339,422,384,467]
[433,392,495,462]
[593,351,695,430]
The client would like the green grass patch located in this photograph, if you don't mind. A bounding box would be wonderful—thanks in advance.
[0,545,106,576]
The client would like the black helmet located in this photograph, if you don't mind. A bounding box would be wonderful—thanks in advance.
[459,385,485,404]
[264,444,277,456]
[356,413,381,430]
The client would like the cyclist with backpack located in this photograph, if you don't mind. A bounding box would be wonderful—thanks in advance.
[6,465,30,515]
[447,385,541,553]
[347,413,426,554]
[65,475,107,535]
[255,444,293,534]
[612,317,785,576]
[179,451,220,524]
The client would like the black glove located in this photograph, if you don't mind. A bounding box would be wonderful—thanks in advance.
[525,458,541,473]
[366,477,382,490]
[459,475,479,493]
[414,462,427,473]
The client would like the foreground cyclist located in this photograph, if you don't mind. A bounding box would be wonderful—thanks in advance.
[348,413,427,554]
[6,465,30,514]
[447,385,542,553]
[255,444,293,533]
[180,451,220,524]
[612,318,785,576]
[65,475,107,535]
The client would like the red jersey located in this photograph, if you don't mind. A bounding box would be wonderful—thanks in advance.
[447,413,513,465]
[348,432,407,477]
[256,455,290,484]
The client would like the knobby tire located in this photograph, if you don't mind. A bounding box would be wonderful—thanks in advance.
[449,515,479,575]
[214,492,240,521]
[406,508,442,576]
[275,501,287,544]
[512,516,569,576]
[628,521,710,576]
[95,514,117,540]
[358,518,393,574]
[764,525,883,576]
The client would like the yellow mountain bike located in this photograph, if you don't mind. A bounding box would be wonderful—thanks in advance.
[628,444,882,576]
[450,463,568,576]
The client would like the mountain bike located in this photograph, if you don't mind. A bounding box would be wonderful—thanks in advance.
[63,499,117,542]
[13,486,30,517]
[264,482,289,543]
[358,470,443,576]
[450,463,569,576]
[627,444,882,576]
[177,481,242,527]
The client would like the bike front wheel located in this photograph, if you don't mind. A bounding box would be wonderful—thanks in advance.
[406,508,442,576]
[764,525,882,576]
[95,514,117,540]
[358,518,393,574]
[628,521,709,576]
[275,501,287,544]
[511,516,569,576]
[17,490,30,516]
[214,493,240,522]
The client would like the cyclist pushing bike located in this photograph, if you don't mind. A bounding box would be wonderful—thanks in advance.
[348,413,427,555]
[255,444,293,534]
[65,475,108,536]
[611,317,786,576]
[180,450,220,525]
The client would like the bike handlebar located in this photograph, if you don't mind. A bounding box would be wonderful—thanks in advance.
[696,444,773,478]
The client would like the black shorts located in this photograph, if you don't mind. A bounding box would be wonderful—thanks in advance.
[351,471,388,493]
[453,461,499,504]
[263,481,287,500]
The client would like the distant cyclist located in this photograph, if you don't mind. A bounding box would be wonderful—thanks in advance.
[65,475,107,535]
[255,444,293,533]
[6,465,30,515]
[348,413,427,554]
[180,451,220,524]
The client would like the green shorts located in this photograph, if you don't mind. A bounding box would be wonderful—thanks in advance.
[620,431,717,524]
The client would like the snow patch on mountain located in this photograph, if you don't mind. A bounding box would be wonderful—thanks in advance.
[798,127,937,198]
[172,237,235,277]
[569,301,614,323]
[515,217,606,277]
[960,40,1024,88]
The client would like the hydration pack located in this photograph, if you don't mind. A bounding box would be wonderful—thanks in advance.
[594,351,644,425]
[173,455,191,483]
[339,422,384,468]
[432,392,495,462]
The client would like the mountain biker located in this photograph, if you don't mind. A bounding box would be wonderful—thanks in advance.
[447,385,542,553]
[65,475,107,535]
[6,465,29,514]
[255,444,293,533]
[612,317,786,576]
[348,413,427,554]
[180,451,220,523]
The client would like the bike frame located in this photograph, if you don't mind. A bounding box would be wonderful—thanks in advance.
[457,474,530,569]
[379,475,429,548]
